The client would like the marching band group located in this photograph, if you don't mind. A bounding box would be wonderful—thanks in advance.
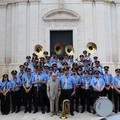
[0,50,120,117]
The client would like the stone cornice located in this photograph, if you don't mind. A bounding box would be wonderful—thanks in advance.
[0,0,39,6]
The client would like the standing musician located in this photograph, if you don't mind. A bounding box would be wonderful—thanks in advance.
[81,70,91,113]
[22,68,33,113]
[91,70,105,114]
[10,70,21,113]
[103,66,113,101]
[37,67,50,114]
[1,74,11,115]
[112,68,120,113]
[59,67,76,116]
[71,67,81,112]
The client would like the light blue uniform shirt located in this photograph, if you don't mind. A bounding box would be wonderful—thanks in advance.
[112,76,120,89]
[91,77,105,91]
[59,74,75,90]
[1,81,11,91]
[103,73,113,86]
[10,78,21,91]
[22,74,33,88]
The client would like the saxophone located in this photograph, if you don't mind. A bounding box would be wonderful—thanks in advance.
[60,99,70,119]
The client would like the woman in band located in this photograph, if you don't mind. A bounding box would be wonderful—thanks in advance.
[1,74,11,115]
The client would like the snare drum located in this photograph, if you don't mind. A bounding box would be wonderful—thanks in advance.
[94,97,113,117]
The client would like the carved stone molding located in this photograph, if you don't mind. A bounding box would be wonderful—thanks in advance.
[43,8,80,21]
[0,0,39,6]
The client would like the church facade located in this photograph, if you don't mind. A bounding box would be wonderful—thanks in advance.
[0,0,120,77]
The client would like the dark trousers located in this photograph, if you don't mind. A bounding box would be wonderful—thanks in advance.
[81,89,91,110]
[74,87,80,111]
[114,89,120,111]
[33,87,39,111]
[93,91,104,106]
[61,89,74,113]
[39,85,50,112]
[1,92,10,114]
[11,90,21,111]
[104,87,113,101]
[24,89,32,111]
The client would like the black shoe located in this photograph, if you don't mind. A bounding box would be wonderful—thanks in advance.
[70,112,74,116]
[93,111,96,114]
[15,110,20,113]
[33,110,38,114]
[46,110,50,113]
[114,110,118,113]
[76,109,79,113]
[87,109,92,113]
[11,110,15,113]
[29,110,31,113]
[24,110,27,113]
[42,111,45,114]
[81,109,85,113]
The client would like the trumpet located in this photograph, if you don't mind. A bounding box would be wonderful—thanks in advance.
[60,99,70,119]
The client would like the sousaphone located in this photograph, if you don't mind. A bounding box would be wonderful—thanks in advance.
[65,45,74,56]
[54,43,64,55]
[34,44,44,58]
[86,42,97,56]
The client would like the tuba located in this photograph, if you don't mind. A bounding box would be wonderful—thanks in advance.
[60,99,70,119]
[54,43,64,55]
[65,45,74,56]
[86,42,97,57]
[34,44,44,58]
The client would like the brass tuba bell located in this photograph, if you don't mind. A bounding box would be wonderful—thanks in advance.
[54,43,64,55]
[60,99,70,119]
[65,45,74,56]
[34,44,44,58]
[86,42,97,56]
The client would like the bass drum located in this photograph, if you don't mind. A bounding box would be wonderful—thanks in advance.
[94,97,113,117]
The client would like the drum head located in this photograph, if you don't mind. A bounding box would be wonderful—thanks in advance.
[95,97,113,117]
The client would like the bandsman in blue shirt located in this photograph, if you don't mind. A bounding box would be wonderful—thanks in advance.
[10,70,21,113]
[91,70,105,114]
[1,74,11,115]
[81,70,92,113]
[71,67,81,113]
[37,67,50,113]
[22,68,33,113]
[103,66,113,101]
[112,68,120,113]
[59,67,76,116]
[17,65,25,107]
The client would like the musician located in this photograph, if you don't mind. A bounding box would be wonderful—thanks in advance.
[47,73,61,116]
[93,61,103,75]
[91,56,102,68]
[81,70,91,113]
[103,66,113,101]
[71,67,81,112]
[82,60,90,72]
[112,68,120,113]
[22,68,33,113]
[17,65,25,107]
[91,70,105,114]
[59,67,76,116]
[77,67,83,106]
[67,55,74,68]
[77,54,84,67]
[1,74,11,115]
[10,70,21,113]
[43,51,49,58]
[83,50,92,63]
[52,63,60,77]
[37,67,50,113]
